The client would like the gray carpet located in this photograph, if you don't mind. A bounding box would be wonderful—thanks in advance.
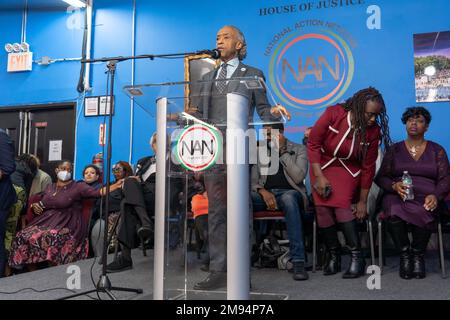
[0,248,448,300]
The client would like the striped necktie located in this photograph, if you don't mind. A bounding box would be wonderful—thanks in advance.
[216,63,228,94]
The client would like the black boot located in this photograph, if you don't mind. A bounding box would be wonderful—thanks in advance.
[340,220,366,279]
[134,207,153,240]
[387,219,413,279]
[411,225,431,279]
[320,225,341,276]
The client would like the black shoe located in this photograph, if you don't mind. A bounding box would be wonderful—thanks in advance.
[200,264,209,272]
[292,261,309,281]
[106,255,133,273]
[137,226,153,241]
[193,271,226,290]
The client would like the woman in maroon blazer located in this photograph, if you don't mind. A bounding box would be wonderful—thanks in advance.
[307,87,391,278]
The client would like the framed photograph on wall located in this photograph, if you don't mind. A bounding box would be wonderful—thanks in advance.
[184,54,218,112]
[414,31,450,103]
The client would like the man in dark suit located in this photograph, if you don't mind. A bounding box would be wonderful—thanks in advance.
[0,129,16,277]
[191,25,291,290]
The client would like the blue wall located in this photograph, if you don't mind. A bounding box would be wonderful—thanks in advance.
[1,0,449,179]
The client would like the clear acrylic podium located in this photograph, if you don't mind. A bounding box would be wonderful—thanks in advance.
[123,77,285,300]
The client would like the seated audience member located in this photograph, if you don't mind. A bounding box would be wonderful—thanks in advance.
[251,122,309,281]
[376,107,450,279]
[11,154,38,199]
[80,164,102,257]
[4,185,26,276]
[29,155,52,196]
[191,176,209,272]
[8,160,123,271]
[106,132,184,273]
[10,154,38,231]
[91,161,134,259]
[0,129,17,278]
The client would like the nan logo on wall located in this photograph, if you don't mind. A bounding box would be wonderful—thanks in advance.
[266,20,356,111]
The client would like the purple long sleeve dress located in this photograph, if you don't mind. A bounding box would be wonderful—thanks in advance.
[375,141,450,229]
[9,181,100,267]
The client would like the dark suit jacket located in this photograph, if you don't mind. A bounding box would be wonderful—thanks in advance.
[135,155,183,215]
[0,129,17,211]
[191,62,280,125]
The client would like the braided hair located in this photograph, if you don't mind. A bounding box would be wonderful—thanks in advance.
[343,87,392,161]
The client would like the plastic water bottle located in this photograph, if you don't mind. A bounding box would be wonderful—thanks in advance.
[402,171,414,201]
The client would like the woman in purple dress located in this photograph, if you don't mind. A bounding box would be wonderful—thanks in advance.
[8,160,123,270]
[376,107,450,279]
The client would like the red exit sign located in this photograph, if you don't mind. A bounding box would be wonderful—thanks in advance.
[7,52,33,72]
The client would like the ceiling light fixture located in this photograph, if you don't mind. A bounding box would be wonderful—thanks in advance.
[62,0,86,8]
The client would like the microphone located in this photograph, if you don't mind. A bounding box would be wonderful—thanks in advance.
[196,49,221,59]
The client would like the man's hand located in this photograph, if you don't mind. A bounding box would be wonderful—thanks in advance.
[270,104,291,121]
[424,194,438,212]
[258,188,278,210]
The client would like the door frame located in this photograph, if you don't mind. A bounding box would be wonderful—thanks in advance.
[0,102,76,113]
[0,102,76,168]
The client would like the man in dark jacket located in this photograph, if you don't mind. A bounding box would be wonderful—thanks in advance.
[191,25,291,291]
[0,129,16,277]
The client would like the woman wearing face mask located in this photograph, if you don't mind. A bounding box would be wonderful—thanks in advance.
[8,160,123,270]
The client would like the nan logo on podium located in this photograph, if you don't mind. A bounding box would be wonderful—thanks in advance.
[176,124,221,172]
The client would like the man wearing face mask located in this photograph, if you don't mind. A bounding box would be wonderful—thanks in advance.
[9,160,123,270]
[251,123,310,280]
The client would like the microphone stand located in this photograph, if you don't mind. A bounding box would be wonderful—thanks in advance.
[60,59,143,300]
[60,49,218,300]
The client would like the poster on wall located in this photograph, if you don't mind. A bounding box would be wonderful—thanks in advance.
[414,31,450,103]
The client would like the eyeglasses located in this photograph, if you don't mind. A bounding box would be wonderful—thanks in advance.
[112,166,123,173]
